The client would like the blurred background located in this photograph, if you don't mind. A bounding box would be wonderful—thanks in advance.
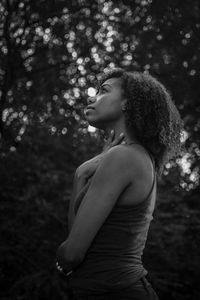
[0,0,199,299]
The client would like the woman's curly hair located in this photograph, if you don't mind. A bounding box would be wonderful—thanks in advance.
[96,68,184,177]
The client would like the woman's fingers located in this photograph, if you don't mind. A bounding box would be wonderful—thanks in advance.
[110,132,125,146]
[103,130,125,152]
[107,129,115,144]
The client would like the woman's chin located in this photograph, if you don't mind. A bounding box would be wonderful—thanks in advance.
[86,119,104,130]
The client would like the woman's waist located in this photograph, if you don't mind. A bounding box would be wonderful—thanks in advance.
[69,267,148,294]
[70,256,145,281]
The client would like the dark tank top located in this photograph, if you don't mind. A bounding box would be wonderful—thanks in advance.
[68,144,157,295]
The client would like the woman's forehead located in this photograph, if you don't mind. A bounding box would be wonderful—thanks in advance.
[101,77,122,88]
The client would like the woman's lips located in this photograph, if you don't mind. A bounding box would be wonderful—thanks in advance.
[85,106,95,112]
[86,106,95,110]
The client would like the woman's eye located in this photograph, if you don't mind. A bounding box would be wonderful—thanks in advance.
[100,88,107,94]
[96,87,107,95]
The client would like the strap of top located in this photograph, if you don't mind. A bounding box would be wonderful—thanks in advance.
[122,142,156,201]
[145,151,156,200]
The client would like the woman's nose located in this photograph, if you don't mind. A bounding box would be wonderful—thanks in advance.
[87,96,96,105]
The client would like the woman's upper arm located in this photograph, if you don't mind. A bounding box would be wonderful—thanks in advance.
[68,153,106,232]
[67,173,78,233]
[66,146,132,259]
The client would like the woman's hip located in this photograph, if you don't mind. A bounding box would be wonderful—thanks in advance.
[71,276,159,300]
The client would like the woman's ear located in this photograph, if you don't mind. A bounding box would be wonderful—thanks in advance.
[121,99,128,111]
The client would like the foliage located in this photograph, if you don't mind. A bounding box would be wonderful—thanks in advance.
[145,183,200,300]
[0,0,200,299]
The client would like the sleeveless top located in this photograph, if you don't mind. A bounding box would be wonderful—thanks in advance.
[68,144,157,295]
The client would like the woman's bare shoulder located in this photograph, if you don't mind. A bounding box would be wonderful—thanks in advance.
[99,145,140,177]
[107,144,143,162]
[107,144,153,174]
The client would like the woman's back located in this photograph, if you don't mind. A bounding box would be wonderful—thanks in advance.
[114,143,155,207]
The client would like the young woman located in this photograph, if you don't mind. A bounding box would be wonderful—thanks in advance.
[56,68,183,299]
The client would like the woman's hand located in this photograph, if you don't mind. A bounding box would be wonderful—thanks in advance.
[102,130,125,153]
[56,240,82,276]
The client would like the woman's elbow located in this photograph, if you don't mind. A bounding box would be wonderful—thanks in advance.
[57,241,84,266]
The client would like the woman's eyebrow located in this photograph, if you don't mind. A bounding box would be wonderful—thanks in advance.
[101,83,112,89]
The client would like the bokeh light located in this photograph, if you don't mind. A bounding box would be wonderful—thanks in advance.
[87,87,96,97]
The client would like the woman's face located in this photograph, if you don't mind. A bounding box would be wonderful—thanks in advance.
[85,77,125,129]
